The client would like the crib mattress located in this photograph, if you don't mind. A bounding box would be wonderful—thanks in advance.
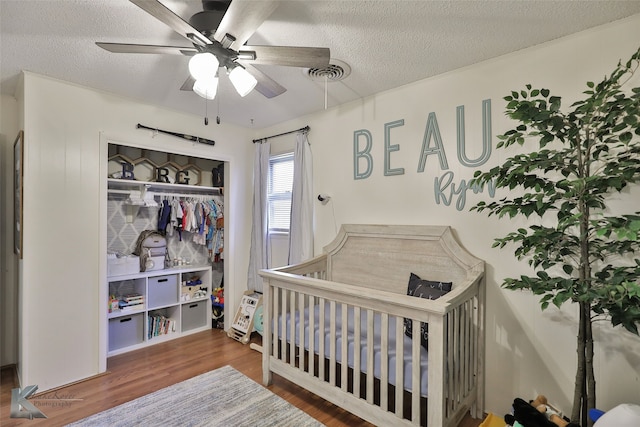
[276,303,429,397]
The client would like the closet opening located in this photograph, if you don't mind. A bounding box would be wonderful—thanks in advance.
[104,143,226,358]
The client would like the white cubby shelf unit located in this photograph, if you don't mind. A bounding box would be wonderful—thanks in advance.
[107,266,212,356]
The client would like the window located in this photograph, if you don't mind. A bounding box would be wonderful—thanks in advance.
[268,152,294,232]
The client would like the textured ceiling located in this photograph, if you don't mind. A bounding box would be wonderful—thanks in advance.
[2,1,640,129]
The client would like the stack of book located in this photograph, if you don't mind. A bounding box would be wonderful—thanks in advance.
[148,314,176,338]
[118,294,144,312]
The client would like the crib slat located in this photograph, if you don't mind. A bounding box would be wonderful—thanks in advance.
[455,307,464,409]
[353,306,361,398]
[309,295,316,378]
[469,299,475,392]
[341,303,348,392]
[460,303,466,396]
[319,298,325,381]
[395,315,404,418]
[464,301,471,394]
[427,314,446,427]
[329,300,337,386]
[283,290,289,363]
[290,291,296,366]
[298,292,305,371]
[453,307,460,409]
[273,287,280,359]
[460,304,467,397]
[380,313,389,411]
[449,310,456,415]
[366,309,374,405]
[411,319,420,423]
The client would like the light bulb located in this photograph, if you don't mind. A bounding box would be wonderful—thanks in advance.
[193,77,219,100]
[229,66,257,97]
[188,53,219,81]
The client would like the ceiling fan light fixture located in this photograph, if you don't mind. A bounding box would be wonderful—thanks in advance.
[189,52,219,81]
[229,66,257,97]
[193,77,219,100]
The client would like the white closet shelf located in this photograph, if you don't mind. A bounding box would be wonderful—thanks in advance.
[108,179,221,222]
[108,178,221,196]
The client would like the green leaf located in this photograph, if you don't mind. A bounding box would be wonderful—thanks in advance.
[620,132,633,143]
[623,115,638,126]
[553,291,571,308]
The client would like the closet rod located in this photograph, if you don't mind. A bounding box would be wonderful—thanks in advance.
[107,189,131,195]
[252,125,309,143]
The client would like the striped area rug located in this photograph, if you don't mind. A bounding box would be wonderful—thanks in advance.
[66,365,324,427]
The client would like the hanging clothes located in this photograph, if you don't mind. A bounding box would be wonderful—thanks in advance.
[149,194,223,260]
[157,199,171,235]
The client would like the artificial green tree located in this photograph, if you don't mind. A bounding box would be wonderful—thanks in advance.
[471,46,640,426]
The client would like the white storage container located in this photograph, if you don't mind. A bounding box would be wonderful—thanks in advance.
[107,255,140,277]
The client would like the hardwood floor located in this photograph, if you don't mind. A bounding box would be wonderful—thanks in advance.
[0,329,482,426]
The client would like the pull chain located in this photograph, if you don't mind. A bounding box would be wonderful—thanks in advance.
[216,93,221,124]
[204,97,209,125]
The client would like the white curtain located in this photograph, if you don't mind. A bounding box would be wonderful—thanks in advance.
[288,131,314,264]
[247,141,270,292]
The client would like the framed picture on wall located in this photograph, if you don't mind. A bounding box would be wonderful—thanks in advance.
[14,130,23,259]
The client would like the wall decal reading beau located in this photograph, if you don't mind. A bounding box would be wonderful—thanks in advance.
[352,99,496,211]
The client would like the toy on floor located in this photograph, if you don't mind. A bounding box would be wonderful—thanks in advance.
[504,395,580,427]
[211,286,224,329]
[212,287,224,305]
[227,291,262,344]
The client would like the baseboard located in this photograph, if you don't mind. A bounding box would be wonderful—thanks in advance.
[31,371,112,397]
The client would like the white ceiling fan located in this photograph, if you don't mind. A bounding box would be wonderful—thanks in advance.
[97,0,331,100]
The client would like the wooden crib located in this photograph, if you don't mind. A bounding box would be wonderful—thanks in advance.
[259,224,485,426]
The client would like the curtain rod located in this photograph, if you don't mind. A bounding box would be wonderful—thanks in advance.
[252,125,310,143]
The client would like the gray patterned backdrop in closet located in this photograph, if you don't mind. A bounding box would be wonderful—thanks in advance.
[107,197,215,267]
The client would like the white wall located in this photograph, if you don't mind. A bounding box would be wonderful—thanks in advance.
[263,15,640,416]
[0,94,20,366]
[18,73,254,391]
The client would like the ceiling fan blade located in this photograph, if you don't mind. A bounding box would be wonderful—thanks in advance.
[240,63,286,98]
[96,42,197,56]
[240,46,330,68]
[180,76,196,91]
[130,0,212,46]
[214,0,279,50]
